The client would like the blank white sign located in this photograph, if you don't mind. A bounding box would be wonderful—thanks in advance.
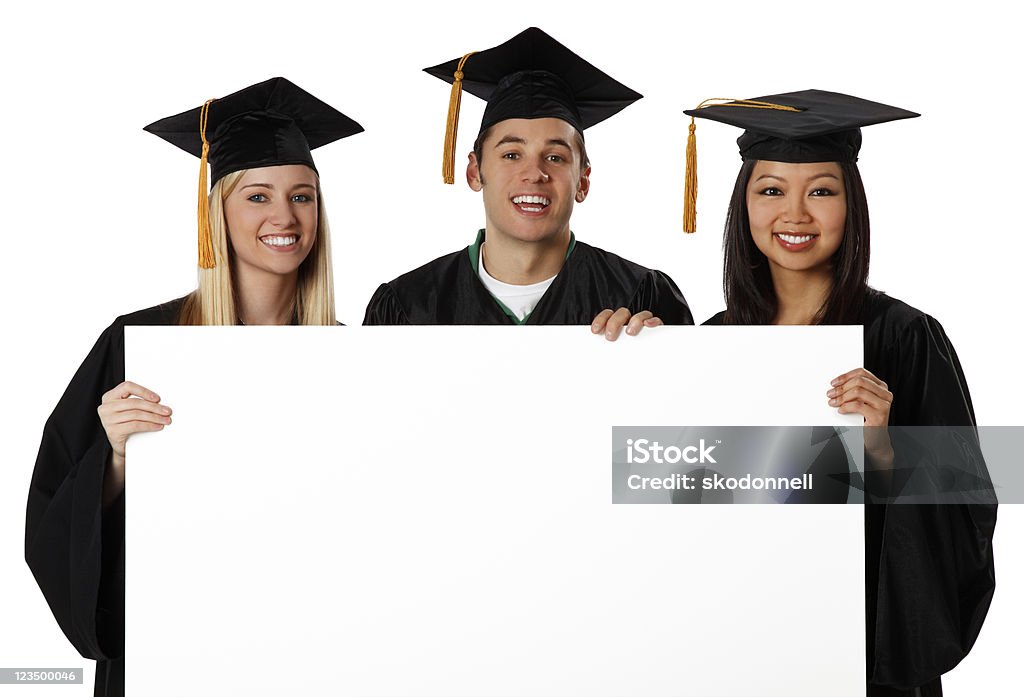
[125,326,864,696]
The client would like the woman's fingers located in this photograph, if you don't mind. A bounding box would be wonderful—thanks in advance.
[98,381,170,458]
[832,374,889,398]
[107,420,166,439]
[830,383,891,411]
[105,417,167,447]
[101,381,161,404]
[122,421,166,434]
[99,398,171,418]
[836,398,881,415]
[828,368,892,427]
[106,408,172,426]
[831,368,887,391]
[828,370,892,407]
[836,400,889,428]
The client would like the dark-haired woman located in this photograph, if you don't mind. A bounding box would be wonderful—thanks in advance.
[689,91,996,695]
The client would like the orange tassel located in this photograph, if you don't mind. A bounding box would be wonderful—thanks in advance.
[197,99,216,269]
[682,99,801,234]
[442,52,476,185]
[683,118,698,233]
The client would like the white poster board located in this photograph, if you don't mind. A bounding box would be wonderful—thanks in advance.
[125,326,863,696]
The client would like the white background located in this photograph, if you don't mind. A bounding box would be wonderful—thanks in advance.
[1,0,1021,694]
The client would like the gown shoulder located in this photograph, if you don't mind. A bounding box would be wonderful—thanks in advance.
[362,249,467,325]
[114,296,188,327]
[571,241,694,324]
[862,290,975,427]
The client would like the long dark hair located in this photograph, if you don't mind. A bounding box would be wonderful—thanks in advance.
[722,159,870,325]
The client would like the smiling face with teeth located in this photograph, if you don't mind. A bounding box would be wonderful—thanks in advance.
[746,160,847,276]
[467,117,590,247]
[224,164,319,281]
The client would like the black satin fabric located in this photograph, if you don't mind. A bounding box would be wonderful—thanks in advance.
[682,89,918,164]
[738,128,862,164]
[25,297,186,697]
[481,70,584,133]
[362,237,694,326]
[704,291,997,693]
[142,77,364,185]
[422,28,643,133]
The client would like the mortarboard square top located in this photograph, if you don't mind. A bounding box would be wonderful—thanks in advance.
[424,27,642,134]
[144,77,363,184]
[427,28,642,183]
[683,89,919,163]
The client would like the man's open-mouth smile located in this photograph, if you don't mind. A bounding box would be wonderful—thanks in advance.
[512,194,551,215]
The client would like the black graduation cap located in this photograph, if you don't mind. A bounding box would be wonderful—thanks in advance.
[680,89,919,233]
[144,77,363,268]
[424,27,642,184]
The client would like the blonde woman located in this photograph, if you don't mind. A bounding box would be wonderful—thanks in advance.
[24,77,362,697]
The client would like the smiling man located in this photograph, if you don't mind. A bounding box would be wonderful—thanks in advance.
[362,28,693,335]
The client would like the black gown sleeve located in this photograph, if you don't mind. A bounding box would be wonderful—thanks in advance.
[627,270,695,326]
[362,283,410,326]
[25,320,126,663]
[866,314,996,688]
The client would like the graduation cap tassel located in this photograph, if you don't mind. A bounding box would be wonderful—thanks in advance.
[197,99,217,269]
[442,52,476,185]
[682,99,803,234]
[683,117,698,234]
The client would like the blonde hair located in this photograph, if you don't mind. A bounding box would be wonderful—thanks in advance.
[179,168,336,325]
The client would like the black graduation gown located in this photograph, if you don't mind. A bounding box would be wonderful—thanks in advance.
[704,291,997,694]
[363,232,694,325]
[25,297,186,697]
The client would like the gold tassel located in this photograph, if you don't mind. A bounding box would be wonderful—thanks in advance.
[682,99,801,234]
[683,117,698,233]
[442,52,476,185]
[197,98,216,269]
